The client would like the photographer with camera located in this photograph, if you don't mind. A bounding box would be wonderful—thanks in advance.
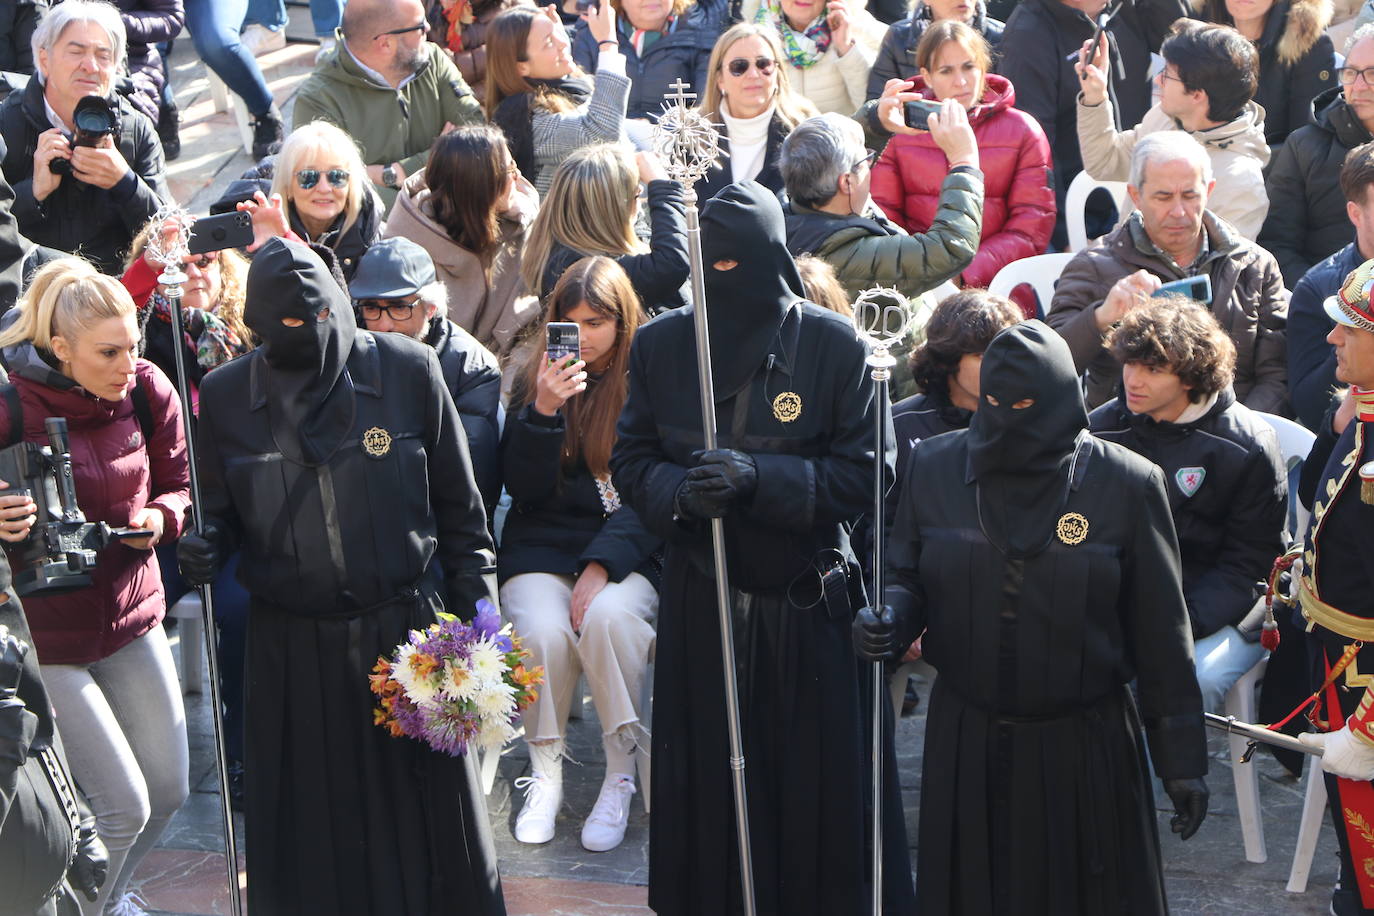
[0,256,190,915]
[0,0,170,277]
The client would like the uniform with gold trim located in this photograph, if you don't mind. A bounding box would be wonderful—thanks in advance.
[875,321,1207,916]
[184,239,505,916]
[611,182,911,915]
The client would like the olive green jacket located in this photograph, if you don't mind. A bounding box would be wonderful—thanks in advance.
[292,32,483,209]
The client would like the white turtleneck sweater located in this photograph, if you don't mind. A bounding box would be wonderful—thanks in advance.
[721,102,775,184]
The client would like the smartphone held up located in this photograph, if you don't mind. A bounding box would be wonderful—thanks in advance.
[547,321,581,368]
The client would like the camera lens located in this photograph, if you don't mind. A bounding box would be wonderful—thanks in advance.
[49,157,70,176]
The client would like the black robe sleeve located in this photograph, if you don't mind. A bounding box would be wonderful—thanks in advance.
[423,350,498,616]
[1125,465,1207,780]
[883,443,932,656]
[193,376,244,557]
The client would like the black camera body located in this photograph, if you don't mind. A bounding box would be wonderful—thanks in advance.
[48,95,119,177]
[0,417,142,596]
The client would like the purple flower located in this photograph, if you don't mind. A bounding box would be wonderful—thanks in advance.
[473,599,501,638]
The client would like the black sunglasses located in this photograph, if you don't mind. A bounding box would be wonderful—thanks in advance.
[296,168,350,190]
[356,297,420,320]
[375,21,427,40]
[726,56,776,77]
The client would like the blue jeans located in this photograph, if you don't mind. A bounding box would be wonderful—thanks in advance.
[184,0,274,115]
[311,0,347,37]
[1194,625,1268,715]
[244,0,288,31]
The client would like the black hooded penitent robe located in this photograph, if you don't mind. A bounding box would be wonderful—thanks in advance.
[610,182,909,916]
[195,239,504,916]
[885,322,1207,915]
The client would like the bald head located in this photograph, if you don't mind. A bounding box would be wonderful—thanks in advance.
[341,0,422,44]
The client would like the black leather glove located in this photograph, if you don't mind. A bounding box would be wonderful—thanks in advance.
[69,820,108,902]
[674,477,732,521]
[852,604,901,662]
[687,449,758,502]
[1162,777,1208,841]
[177,522,222,586]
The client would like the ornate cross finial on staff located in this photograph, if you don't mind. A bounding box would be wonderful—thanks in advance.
[144,203,194,294]
[852,286,911,379]
[651,78,723,190]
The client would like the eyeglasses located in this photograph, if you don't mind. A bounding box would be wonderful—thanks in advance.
[850,148,878,172]
[374,21,427,40]
[1338,66,1374,86]
[188,254,216,270]
[356,296,421,321]
[726,56,776,77]
[1156,68,1185,85]
[296,168,351,190]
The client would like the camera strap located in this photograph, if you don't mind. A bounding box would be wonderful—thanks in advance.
[0,380,154,448]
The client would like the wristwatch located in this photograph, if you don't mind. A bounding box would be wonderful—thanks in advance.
[381,165,399,188]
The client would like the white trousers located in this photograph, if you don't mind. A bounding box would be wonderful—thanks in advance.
[500,571,658,742]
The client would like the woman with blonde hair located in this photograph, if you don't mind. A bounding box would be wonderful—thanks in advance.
[739,0,885,115]
[487,2,632,195]
[693,23,818,201]
[521,143,689,313]
[501,255,660,852]
[236,120,383,281]
[0,258,191,916]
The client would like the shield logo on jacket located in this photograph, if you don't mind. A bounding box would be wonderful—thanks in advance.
[1176,467,1206,497]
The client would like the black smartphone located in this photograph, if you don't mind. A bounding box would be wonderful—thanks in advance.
[188,211,254,255]
[903,97,942,130]
[1153,274,1212,302]
[546,321,581,367]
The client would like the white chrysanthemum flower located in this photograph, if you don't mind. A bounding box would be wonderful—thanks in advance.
[476,682,517,721]
[468,639,506,689]
[392,643,417,691]
[439,658,482,704]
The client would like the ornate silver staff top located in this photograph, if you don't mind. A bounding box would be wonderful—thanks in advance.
[143,203,193,290]
[651,79,723,190]
[851,286,911,380]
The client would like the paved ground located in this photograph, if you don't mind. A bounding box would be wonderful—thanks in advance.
[135,16,1344,916]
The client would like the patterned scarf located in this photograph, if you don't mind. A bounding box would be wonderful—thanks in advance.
[755,0,831,69]
[140,293,249,372]
[619,13,677,59]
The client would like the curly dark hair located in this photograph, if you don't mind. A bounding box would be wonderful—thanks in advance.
[1107,295,1236,402]
[908,290,1022,395]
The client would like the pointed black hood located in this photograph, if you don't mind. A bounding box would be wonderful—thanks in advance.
[244,237,358,464]
[698,181,805,398]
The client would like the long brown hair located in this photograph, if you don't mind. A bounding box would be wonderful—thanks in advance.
[485,6,583,119]
[425,125,509,267]
[514,256,642,476]
[126,219,252,346]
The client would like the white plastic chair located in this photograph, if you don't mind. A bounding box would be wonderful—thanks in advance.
[987,253,1076,319]
[1065,171,1131,253]
[167,590,204,694]
[204,69,255,156]
[1225,412,1315,866]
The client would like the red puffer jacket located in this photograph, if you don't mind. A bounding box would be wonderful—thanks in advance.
[0,348,190,664]
[871,74,1056,303]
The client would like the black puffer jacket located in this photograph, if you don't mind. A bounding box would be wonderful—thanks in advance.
[1258,86,1371,289]
[113,0,186,127]
[866,1,1005,100]
[0,77,169,274]
[1286,240,1359,432]
[1089,388,1288,639]
[499,402,661,586]
[571,0,729,120]
[540,179,690,312]
[0,0,43,74]
[1191,0,1335,146]
[424,315,502,513]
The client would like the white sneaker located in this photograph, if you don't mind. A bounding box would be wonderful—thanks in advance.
[241,24,286,56]
[513,773,562,844]
[107,892,149,916]
[581,773,636,852]
[315,36,337,65]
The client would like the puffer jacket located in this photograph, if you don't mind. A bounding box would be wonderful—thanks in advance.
[1076,96,1271,239]
[1259,86,1371,288]
[0,341,189,665]
[1190,0,1336,146]
[866,1,1005,99]
[1287,241,1359,431]
[1046,210,1290,413]
[782,164,984,299]
[424,315,502,513]
[740,0,886,114]
[571,0,729,120]
[383,170,540,358]
[0,0,42,74]
[998,0,1188,241]
[871,74,1055,290]
[114,0,186,127]
[428,0,522,106]
[292,35,484,209]
[1089,387,1287,638]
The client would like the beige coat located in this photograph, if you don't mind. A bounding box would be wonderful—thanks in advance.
[738,0,884,114]
[383,172,541,360]
[1076,96,1271,239]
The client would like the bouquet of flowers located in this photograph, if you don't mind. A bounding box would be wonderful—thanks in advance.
[369,599,544,757]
